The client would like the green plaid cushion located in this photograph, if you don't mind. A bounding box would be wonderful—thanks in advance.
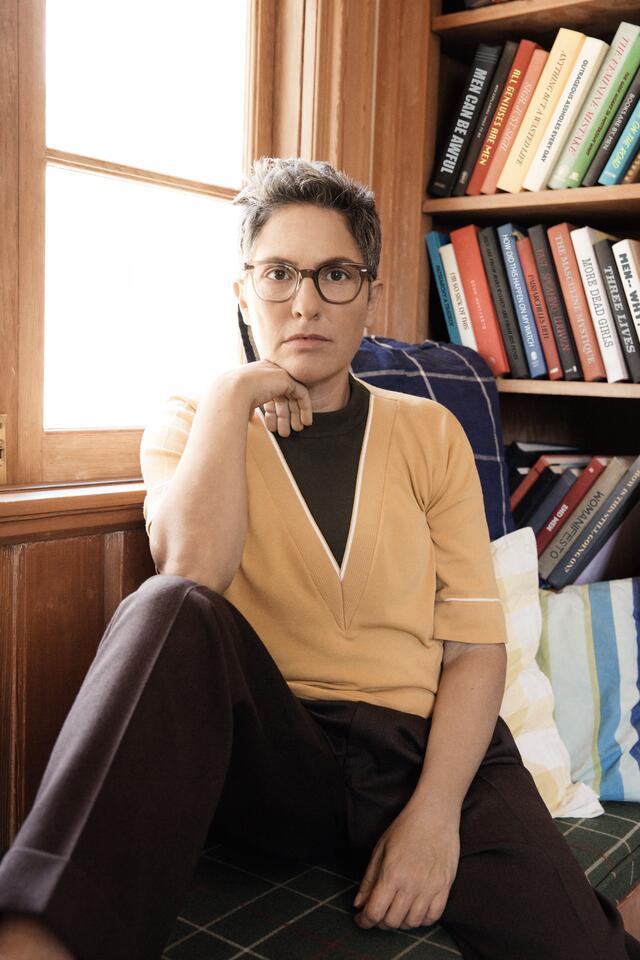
[164,804,640,958]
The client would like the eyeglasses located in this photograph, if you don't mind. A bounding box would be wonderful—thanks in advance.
[243,259,371,304]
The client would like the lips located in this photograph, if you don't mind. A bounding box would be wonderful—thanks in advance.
[285,335,329,342]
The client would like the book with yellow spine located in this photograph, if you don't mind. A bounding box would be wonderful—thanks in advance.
[497,28,585,193]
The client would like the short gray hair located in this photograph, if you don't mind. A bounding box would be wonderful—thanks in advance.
[233,157,382,278]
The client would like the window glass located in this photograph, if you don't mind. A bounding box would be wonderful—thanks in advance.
[44,164,242,429]
[46,0,248,187]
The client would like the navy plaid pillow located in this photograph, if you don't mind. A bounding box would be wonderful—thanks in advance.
[351,337,514,541]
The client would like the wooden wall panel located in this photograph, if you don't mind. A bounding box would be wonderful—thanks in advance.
[370,0,432,342]
[21,537,106,804]
[0,524,155,850]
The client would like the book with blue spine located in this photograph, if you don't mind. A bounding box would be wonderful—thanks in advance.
[497,223,548,378]
[425,232,461,344]
[598,98,640,184]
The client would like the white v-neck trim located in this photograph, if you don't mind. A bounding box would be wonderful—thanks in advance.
[257,394,375,582]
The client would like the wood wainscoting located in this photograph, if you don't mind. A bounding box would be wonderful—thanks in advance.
[0,482,154,852]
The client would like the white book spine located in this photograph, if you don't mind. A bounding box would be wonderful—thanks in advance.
[440,244,478,350]
[548,22,640,190]
[612,239,640,341]
[523,37,608,192]
[571,227,628,382]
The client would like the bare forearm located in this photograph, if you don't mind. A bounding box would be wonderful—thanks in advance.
[150,373,252,593]
[409,643,507,822]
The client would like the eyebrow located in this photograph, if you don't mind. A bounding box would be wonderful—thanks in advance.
[255,256,361,266]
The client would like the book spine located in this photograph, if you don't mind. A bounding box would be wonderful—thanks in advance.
[612,239,640,340]
[528,224,582,379]
[425,233,461,344]
[524,37,608,192]
[439,243,479,351]
[622,144,640,181]
[598,98,640,184]
[547,224,606,379]
[582,64,640,186]
[481,49,548,195]
[428,44,502,198]
[538,456,631,578]
[497,224,547,377]
[546,455,640,587]
[511,453,590,510]
[549,24,640,189]
[570,226,629,382]
[477,226,528,377]
[517,237,563,378]
[453,41,519,196]
[567,33,640,186]
[528,469,579,534]
[497,28,585,193]
[593,239,640,382]
[450,224,510,376]
[466,40,538,196]
[535,457,607,554]
[513,467,562,527]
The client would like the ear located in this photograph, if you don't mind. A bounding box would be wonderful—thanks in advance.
[364,280,383,334]
[233,278,249,324]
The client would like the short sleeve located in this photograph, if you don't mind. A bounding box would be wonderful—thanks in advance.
[139,395,198,537]
[426,407,507,646]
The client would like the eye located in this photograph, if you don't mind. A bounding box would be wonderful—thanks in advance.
[264,264,295,282]
[320,264,354,283]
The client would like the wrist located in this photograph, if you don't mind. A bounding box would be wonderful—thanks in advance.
[205,369,255,420]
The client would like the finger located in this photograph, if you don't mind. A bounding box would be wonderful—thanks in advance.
[291,383,313,427]
[263,399,277,433]
[354,858,396,929]
[355,880,397,930]
[288,396,303,432]
[273,395,292,437]
[353,843,383,909]
[377,889,414,930]
[423,888,450,926]
[403,896,433,930]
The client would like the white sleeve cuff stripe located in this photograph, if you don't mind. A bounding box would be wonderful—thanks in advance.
[437,597,502,603]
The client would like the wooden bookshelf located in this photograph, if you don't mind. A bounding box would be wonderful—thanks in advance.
[423,183,640,223]
[423,0,640,450]
[433,0,640,43]
[497,379,640,399]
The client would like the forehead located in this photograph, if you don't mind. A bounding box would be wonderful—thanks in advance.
[251,203,361,264]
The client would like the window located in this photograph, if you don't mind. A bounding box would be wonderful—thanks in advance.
[5,0,274,484]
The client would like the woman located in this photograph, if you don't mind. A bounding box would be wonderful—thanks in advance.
[0,157,638,959]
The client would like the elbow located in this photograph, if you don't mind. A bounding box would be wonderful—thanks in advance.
[155,551,234,595]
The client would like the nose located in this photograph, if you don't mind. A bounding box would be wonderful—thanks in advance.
[290,274,323,318]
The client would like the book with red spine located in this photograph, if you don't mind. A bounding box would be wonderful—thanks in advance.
[466,39,540,196]
[547,223,606,381]
[516,236,563,380]
[449,224,511,376]
[535,456,609,555]
[481,48,548,196]
[511,453,592,511]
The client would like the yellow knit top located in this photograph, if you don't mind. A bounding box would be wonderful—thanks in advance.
[141,376,507,719]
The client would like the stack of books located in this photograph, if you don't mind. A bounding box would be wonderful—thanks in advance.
[425,226,640,382]
[506,442,640,588]
[428,21,640,197]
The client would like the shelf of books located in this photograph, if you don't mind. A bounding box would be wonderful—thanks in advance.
[424,2,640,585]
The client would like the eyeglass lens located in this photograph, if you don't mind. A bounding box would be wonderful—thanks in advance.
[252,263,363,303]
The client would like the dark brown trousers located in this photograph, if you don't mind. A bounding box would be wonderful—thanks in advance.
[0,574,638,960]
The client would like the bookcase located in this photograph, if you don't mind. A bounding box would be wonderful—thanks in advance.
[422,0,640,454]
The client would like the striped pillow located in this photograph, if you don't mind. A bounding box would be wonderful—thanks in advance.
[493,527,603,818]
[538,578,640,801]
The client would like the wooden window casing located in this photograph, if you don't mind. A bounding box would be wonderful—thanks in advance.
[2,0,435,490]
[2,0,276,486]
